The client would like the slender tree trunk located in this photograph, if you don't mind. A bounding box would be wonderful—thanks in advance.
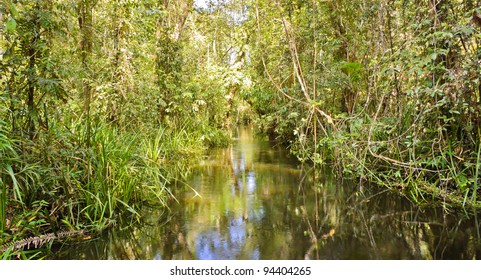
[26,6,41,140]
[327,1,355,115]
[79,0,93,146]
[386,0,401,113]
[27,44,36,140]
[110,2,124,124]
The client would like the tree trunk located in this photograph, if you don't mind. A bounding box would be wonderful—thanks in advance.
[79,0,93,145]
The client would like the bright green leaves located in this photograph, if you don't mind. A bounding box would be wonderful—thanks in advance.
[5,18,17,33]
[4,3,18,33]
[340,61,364,83]
[341,61,364,76]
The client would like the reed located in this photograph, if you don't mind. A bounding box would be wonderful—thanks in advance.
[0,115,213,258]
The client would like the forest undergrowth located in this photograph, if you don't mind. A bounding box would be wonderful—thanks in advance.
[2,0,481,258]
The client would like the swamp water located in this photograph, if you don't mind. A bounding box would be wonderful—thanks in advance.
[52,126,481,259]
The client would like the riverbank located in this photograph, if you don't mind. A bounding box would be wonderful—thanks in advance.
[47,126,481,260]
[0,118,229,259]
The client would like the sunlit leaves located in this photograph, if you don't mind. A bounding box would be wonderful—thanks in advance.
[5,18,17,33]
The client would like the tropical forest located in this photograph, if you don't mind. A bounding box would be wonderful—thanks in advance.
[1,0,481,260]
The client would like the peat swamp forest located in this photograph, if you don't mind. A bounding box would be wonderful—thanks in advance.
[1,0,481,259]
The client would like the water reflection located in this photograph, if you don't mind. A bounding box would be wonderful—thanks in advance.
[51,126,481,259]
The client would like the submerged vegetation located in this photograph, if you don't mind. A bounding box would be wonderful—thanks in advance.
[1,0,481,258]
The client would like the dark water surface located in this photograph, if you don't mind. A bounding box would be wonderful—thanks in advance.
[51,126,481,259]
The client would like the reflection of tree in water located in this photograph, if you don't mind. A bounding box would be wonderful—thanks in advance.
[181,126,312,259]
[51,207,196,259]
[301,173,481,259]
[50,127,481,259]
[191,212,259,259]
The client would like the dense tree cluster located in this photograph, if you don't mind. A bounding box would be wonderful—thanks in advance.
[1,0,481,258]
[246,0,481,205]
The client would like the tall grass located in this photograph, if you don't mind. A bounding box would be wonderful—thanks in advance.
[1,115,211,258]
[0,122,40,235]
[64,119,207,230]
[0,120,14,233]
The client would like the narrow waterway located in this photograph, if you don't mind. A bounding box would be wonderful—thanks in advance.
[52,126,481,259]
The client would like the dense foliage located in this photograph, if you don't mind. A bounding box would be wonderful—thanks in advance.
[1,0,481,258]
[246,0,481,207]
[0,0,235,257]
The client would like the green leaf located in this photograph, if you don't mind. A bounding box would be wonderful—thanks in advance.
[9,3,18,17]
[6,18,17,32]
[6,165,22,204]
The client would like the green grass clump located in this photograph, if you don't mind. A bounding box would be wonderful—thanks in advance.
[0,117,210,259]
